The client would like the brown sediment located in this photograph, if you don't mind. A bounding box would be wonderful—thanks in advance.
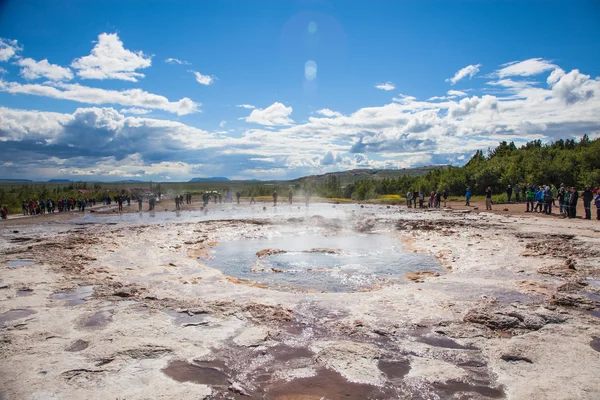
[264,368,381,400]
[223,276,269,289]
[256,248,287,258]
[161,360,229,386]
[405,271,440,283]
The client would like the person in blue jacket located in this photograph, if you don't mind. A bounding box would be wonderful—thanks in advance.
[594,192,600,220]
[534,186,544,212]
[465,188,472,206]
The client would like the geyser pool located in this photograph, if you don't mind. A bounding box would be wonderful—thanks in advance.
[204,233,440,292]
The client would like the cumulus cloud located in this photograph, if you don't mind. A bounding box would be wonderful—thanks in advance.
[375,82,395,91]
[550,69,598,104]
[2,59,600,181]
[192,70,214,85]
[495,58,556,78]
[449,95,498,118]
[316,108,343,118]
[245,102,293,126]
[17,58,73,81]
[547,68,565,86]
[71,33,152,82]
[237,104,255,109]
[165,58,190,65]
[0,80,199,115]
[0,38,21,62]
[446,64,481,85]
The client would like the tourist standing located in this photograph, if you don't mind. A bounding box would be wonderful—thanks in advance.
[138,197,143,212]
[525,184,535,212]
[288,190,293,205]
[485,186,493,210]
[465,188,472,206]
[442,190,448,207]
[514,183,520,202]
[582,186,594,220]
[569,187,579,218]
[406,191,413,208]
[273,191,278,206]
[543,186,553,215]
[594,191,600,220]
[557,185,566,214]
[506,185,512,203]
[418,191,424,208]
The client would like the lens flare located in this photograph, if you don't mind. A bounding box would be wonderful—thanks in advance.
[305,60,317,81]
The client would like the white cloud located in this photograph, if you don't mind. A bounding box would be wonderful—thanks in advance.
[550,69,598,104]
[245,102,293,126]
[0,80,199,115]
[219,120,226,128]
[165,58,190,65]
[17,58,73,81]
[446,64,481,85]
[447,90,467,97]
[71,33,152,82]
[495,58,556,78]
[375,82,395,91]
[2,59,600,181]
[0,38,21,62]
[449,95,498,118]
[120,107,151,115]
[547,68,565,86]
[237,104,255,109]
[0,67,6,74]
[316,108,343,118]
[192,70,214,85]
[486,78,537,90]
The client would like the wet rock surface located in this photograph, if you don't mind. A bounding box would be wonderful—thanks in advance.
[0,204,599,399]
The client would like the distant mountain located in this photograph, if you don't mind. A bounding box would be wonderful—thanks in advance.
[189,177,231,182]
[47,179,72,183]
[114,180,145,183]
[0,178,33,183]
[292,166,447,185]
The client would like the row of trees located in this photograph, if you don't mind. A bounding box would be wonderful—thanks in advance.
[308,135,600,200]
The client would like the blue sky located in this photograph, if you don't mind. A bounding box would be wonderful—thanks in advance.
[1,0,599,181]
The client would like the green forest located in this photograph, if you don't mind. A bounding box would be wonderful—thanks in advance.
[309,135,600,200]
[1,135,599,212]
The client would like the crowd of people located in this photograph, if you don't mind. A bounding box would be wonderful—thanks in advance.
[405,190,449,209]
[404,184,600,221]
[520,184,600,220]
[475,184,599,220]
[19,197,96,216]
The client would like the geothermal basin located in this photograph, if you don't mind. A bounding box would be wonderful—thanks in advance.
[1,202,600,399]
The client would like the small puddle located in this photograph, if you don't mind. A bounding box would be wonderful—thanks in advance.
[0,309,36,325]
[84,310,113,327]
[431,380,504,398]
[52,286,94,306]
[591,337,600,353]
[17,289,33,296]
[66,340,90,352]
[265,367,380,399]
[162,360,228,386]
[378,359,411,380]
[161,309,207,326]
[417,335,477,350]
[6,260,35,268]
[270,346,313,362]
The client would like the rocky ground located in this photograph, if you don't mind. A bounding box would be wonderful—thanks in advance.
[1,203,599,399]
